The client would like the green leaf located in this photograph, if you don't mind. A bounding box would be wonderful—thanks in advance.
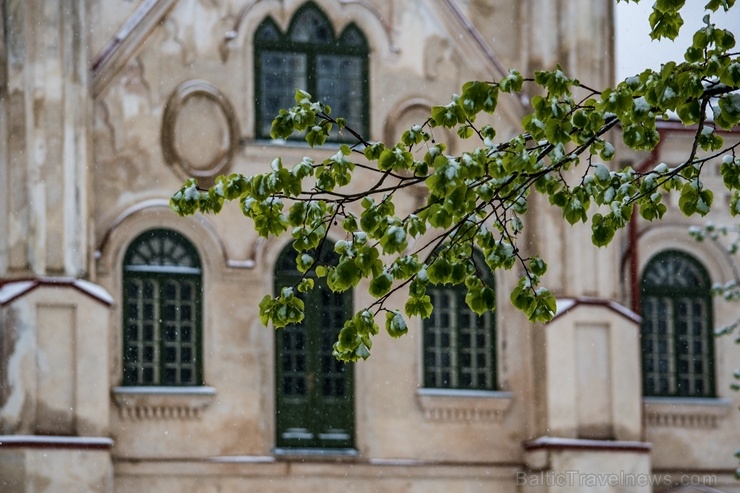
[405,295,433,319]
[356,245,382,277]
[639,200,668,221]
[563,196,587,225]
[715,94,740,130]
[306,124,329,147]
[296,278,314,293]
[431,100,466,128]
[721,155,740,190]
[510,278,535,314]
[499,69,523,93]
[342,214,358,232]
[698,125,724,150]
[529,256,548,276]
[731,190,740,216]
[378,145,413,171]
[531,287,557,323]
[649,8,684,40]
[593,163,611,185]
[460,81,499,117]
[534,66,572,96]
[270,111,297,140]
[678,182,713,216]
[294,89,312,104]
[427,257,452,284]
[385,311,408,338]
[258,295,274,326]
[705,0,736,11]
[327,260,361,291]
[591,213,616,247]
[336,322,359,352]
[369,271,393,298]
[720,61,740,87]
[655,0,686,12]
[485,240,516,270]
[364,142,385,160]
[296,253,314,273]
[465,282,496,315]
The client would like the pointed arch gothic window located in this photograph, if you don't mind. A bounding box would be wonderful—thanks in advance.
[640,251,715,397]
[254,2,369,141]
[122,229,203,386]
[423,250,498,390]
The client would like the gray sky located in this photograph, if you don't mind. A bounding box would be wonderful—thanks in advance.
[615,1,740,80]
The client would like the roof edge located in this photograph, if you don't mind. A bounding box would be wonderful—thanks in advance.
[0,277,114,307]
[551,297,641,324]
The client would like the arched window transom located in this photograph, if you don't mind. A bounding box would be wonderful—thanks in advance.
[122,229,203,387]
[640,251,715,397]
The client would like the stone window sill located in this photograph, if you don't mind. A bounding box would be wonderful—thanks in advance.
[415,388,513,421]
[273,448,359,461]
[112,386,216,420]
[644,396,733,429]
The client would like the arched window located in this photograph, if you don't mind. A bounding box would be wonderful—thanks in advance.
[640,250,715,397]
[122,229,203,386]
[274,242,354,450]
[254,2,369,141]
[423,251,497,390]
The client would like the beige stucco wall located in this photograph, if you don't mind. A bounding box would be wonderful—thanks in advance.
[1,0,739,491]
[0,286,111,436]
[0,445,113,493]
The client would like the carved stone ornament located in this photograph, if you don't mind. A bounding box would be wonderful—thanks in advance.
[644,397,733,429]
[112,386,216,420]
[415,388,512,421]
[161,80,240,183]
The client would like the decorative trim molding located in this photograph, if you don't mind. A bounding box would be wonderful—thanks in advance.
[112,386,216,420]
[161,80,240,184]
[644,397,733,429]
[91,0,180,97]
[415,388,512,421]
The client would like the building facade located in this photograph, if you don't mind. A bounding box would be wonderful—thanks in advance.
[0,0,738,492]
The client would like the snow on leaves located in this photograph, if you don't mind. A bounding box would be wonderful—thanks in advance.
[171,2,740,361]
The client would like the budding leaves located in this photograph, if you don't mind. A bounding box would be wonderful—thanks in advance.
[510,278,557,323]
[170,7,740,363]
[259,289,305,328]
[465,276,496,315]
[678,182,714,216]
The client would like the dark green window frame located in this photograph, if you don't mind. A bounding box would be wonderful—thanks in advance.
[122,229,203,387]
[640,250,715,398]
[254,1,370,142]
[274,242,355,450]
[423,251,498,391]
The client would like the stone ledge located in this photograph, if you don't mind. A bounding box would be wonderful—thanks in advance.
[112,386,216,420]
[0,435,114,450]
[415,388,512,421]
[644,397,733,429]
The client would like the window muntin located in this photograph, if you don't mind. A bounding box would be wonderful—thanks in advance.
[254,2,369,141]
[122,229,203,386]
[423,251,497,391]
[640,251,715,397]
[274,242,354,449]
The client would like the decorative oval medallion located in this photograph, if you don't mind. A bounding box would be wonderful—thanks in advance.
[162,80,240,182]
